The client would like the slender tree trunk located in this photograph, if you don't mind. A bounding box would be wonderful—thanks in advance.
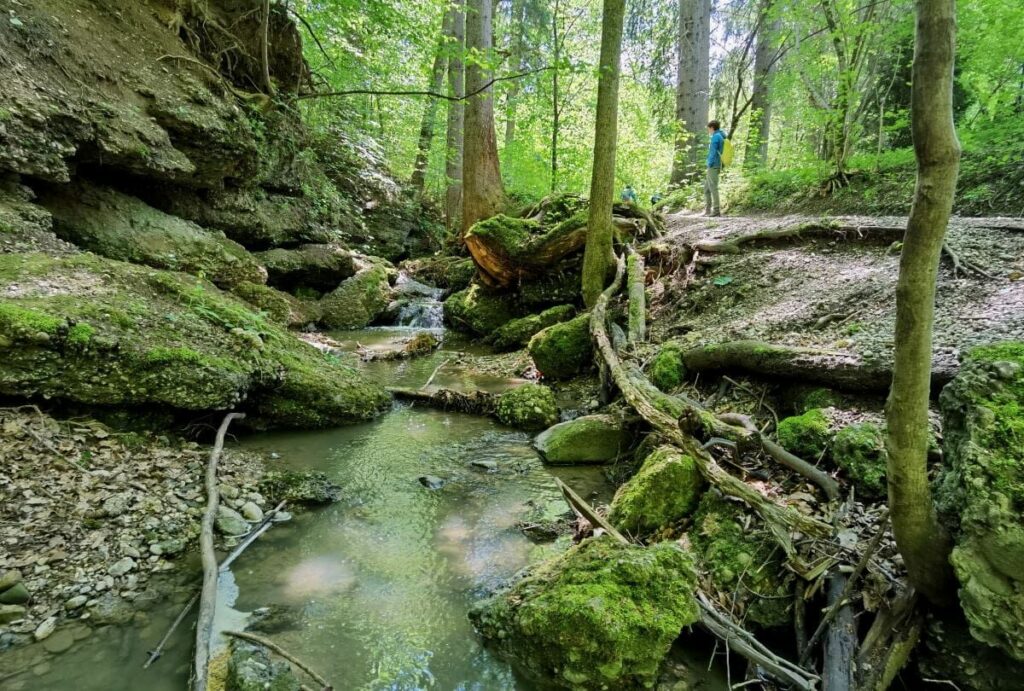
[551,0,561,192]
[581,0,626,307]
[445,0,466,233]
[670,0,711,185]
[260,0,275,97]
[504,0,527,147]
[411,11,455,194]
[462,0,505,235]
[884,0,959,606]
[745,12,778,169]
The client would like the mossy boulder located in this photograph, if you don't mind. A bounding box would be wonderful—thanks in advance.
[776,408,832,459]
[401,256,477,292]
[443,284,519,335]
[469,537,699,689]
[253,243,355,293]
[232,281,320,328]
[38,182,266,289]
[937,342,1024,660]
[527,314,592,380]
[648,342,687,392]
[496,384,559,431]
[690,493,793,628]
[832,422,887,498]
[491,304,576,351]
[318,264,393,329]
[0,253,388,428]
[533,413,633,465]
[609,446,705,535]
[227,640,300,691]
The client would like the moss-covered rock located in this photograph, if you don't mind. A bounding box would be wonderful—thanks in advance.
[527,314,592,380]
[318,264,393,329]
[776,408,832,459]
[232,281,320,328]
[648,342,687,392]
[0,253,388,428]
[689,493,793,628]
[491,304,576,351]
[253,243,355,293]
[469,537,699,690]
[937,342,1024,660]
[401,255,477,292]
[258,470,342,505]
[609,446,705,535]
[534,413,633,465]
[443,284,519,335]
[38,182,266,289]
[832,422,887,498]
[496,384,559,431]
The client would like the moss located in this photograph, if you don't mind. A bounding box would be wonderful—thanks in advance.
[466,215,539,261]
[490,304,575,351]
[648,342,686,392]
[832,423,887,498]
[318,265,392,329]
[404,332,439,355]
[798,387,843,412]
[776,408,832,459]
[496,384,559,431]
[258,469,342,505]
[689,493,793,628]
[0,303,63,339]
[232,281,320,328]
[470,537,699,689]
[66,322,94,347]
[443,284,519,335]
[527,314,592,380]
[609,446,705,535]
[534,414,633,465]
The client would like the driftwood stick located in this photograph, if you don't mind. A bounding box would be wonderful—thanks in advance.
[144,591,199,669]
[223,631,332,689]
[553,477,628,544]
[191,412,244,691]
[421,358,451,390]
[693,221,905,254]
[821,573,857,690]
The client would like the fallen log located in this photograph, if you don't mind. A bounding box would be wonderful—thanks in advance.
[693,221,905,254]
[821,574,857,691]
[388,386,500,417]
[626,249,646,345]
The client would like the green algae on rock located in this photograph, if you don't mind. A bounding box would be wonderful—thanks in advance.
[0,252,388,428]
[232,281,321,328]
[490,304,576,351]
[527,314,592,380]
[443,284,519,335]
[776,408,832,459]
[609,446,704,535]
[938,342,1024,661]
[832,422,887,498]
[648,342,687,392]
[495,384,559,431]
[469,537,699,690]
[318,264,393,329]
[533,413,633,465]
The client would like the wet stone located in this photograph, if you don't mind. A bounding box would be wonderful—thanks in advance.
[42,628,75,654]
[0,604,27,624]
[0,583,30,605]
[418,475,446,490]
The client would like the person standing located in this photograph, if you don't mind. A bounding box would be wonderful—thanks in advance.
[620,184,638,205]
[704,120,725,216]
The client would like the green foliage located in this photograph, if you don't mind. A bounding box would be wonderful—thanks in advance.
[776,408,832,459]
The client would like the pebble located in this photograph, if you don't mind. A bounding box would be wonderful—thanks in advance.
[102,494,132,517]
[418,475,446,490]
[470,460,498,471]
[216,506,251,536]
[218,483,240,500]
[64,595,87,610]
[33,616,57,641]
[240,501,263,522]
[42,629,74,654]
[0,604,27,624]
[0,570,23,592]
[122,545,141,559]
[108,558,136,577]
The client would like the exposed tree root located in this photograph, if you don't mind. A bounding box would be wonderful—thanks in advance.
[626,248,646,345]
[692,221,904,254]
[942,241,994,278]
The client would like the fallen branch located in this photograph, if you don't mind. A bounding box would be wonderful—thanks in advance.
[626,249,646,345]
[554,477,628,543]
[942,241,993,278]
[387,386,499,417]
[223,631,332,690]
[192,412,244,691]
[297,65,552,102]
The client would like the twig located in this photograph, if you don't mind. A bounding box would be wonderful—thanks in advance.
[192,412,244,691]
[223,631,332,690]
[297,65,552,102]
[421,358,451,390]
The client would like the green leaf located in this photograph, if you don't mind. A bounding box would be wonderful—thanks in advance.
[713,276,734,287]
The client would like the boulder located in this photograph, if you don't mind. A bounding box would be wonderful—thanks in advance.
[832,422,887,499]
[232,282,320,328]
[776,408,833,459]
[319,264,393,329]
[38,182,266,289]
[609,446,704,535]
[443,284,519,335]
[533,414,633,465]
[470,537,699,689]
[0,253,389,428]
[490,304,576,351]
[227,640,300,691]
[496,384,559,431]
[527,314,593,380]
[401,256,477,292]
[0,570,22,593]
[253,244,355,293]
[937,343,1024,660]
[0,604,26,624]
[648,342,686,392]
[0,583,30,605]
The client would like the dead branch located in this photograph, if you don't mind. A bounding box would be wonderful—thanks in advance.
[298,65,552,102]
[942,241,993,278]
[223,631,332,690]
[856,588,921,690]
[626,248,646,345]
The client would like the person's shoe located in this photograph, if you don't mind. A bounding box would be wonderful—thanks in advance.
[709,211,722,217]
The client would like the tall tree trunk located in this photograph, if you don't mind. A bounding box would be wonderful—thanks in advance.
[411,11,455,194]
[745,12,778,169]
[884,0,959,606]
[504,0,527,147]
[670,0,711,185]
[551,0,561,192]
[445,0,466,234]
[462,0,505,235]
[581,0,626,307]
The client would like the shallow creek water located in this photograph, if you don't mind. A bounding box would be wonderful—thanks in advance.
[4,327,727,690]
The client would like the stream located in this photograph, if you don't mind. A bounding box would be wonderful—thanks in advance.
[2,279,728,690]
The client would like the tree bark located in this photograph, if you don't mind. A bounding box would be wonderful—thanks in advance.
[670,0,711,185]
[504,0,528,147]
[411,11,455,194]
[745,9,778,169]
[884,0,959,606]
[461,0,506,236]
[550,0,561,192]
[260,0,275,97]
[581,0,626,307]
[445,0,466,234]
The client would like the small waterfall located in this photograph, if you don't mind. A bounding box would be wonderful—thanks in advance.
[392,272,444,330]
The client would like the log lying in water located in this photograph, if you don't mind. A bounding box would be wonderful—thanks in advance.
[388,386,499,416]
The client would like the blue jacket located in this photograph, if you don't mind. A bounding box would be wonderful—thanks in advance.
[707,130,726,168]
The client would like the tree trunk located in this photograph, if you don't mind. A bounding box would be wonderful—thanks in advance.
[581,0,626,307]
[551,0,561,192]
[461,0,506,237]
[670,0,711,185]
[745,11,778,169]
[884,0,959,606]
[411,11,455,194]
[445,0,466,234]
[504,0,527,147]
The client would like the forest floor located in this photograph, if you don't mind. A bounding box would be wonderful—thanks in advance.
[649,211,1024,378]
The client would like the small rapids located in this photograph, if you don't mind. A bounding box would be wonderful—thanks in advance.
[392,272,444,330]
